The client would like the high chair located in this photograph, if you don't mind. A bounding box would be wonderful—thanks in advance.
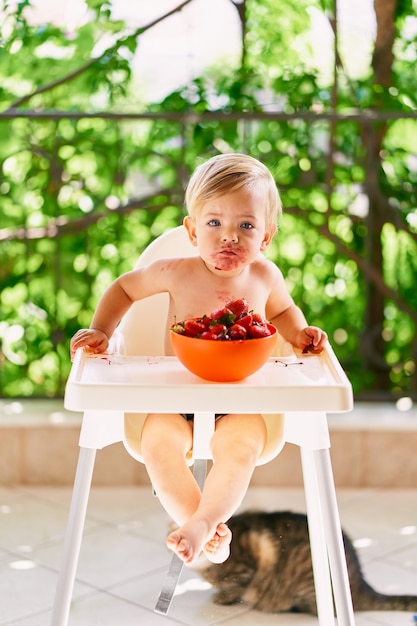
[52,226,355,626]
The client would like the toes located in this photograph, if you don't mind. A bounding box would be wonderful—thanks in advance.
[203,524,232,564]
[216,523,231,538]
[166,532,192,562]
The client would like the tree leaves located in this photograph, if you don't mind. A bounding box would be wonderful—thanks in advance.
[0,0,416,398]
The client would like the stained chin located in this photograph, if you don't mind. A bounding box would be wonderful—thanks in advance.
[211,257,240,271]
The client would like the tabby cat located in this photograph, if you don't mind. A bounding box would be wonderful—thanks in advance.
[200,510,417,615]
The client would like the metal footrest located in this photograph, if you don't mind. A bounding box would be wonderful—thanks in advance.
[154,458,207,614]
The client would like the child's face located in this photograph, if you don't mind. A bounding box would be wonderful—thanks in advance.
[184,187,275,275]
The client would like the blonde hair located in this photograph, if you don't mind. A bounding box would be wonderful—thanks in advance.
[185,153,282,230]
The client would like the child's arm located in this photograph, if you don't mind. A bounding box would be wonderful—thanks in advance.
[70,279,135,359]
[270,304,327,353]
[70,259,173,359]
[265,262,327,353]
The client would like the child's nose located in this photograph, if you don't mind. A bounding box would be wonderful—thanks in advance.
[221,229,238,243]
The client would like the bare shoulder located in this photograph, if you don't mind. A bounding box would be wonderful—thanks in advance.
[118,256,199,299]
[136,256,198,277]
[251,255,285,284]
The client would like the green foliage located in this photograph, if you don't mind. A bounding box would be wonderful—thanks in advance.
[1,0,416,399]
[245,0,314,79]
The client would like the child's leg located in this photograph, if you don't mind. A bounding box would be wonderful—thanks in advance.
[167,413,266,564]
[140,413,201,526]
[141,414,232,563]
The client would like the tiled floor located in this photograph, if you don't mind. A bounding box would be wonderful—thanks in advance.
[1,486,416,625]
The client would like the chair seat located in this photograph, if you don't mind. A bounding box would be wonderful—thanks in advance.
[123,411,285,466]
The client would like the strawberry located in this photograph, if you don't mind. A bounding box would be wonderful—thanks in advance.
[184,319,207,337]
[237,314,253,331]
[200,331,220,340]
[228,324,247,340]
[171,305,275,342]
[210,307,236,326]
[226,298,249,318]
[252,313,265,325]
[209,323,227,338]
[248,324,272,338]
[198,315,211,329]
[171,323,185,334]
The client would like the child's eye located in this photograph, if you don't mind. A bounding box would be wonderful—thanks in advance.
[208,219,221,227]
[240,222,254,230]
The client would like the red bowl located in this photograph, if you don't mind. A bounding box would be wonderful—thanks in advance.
[170,324,277,382]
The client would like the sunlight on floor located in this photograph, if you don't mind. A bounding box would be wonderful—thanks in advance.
[1,486,416,625]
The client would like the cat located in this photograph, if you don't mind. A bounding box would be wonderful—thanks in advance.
[200,510,417,615]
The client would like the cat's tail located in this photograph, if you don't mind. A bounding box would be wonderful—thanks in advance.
[352,579,417,612]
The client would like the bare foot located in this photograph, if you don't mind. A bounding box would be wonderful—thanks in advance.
[166,519,210,564]
[203,523,232,563]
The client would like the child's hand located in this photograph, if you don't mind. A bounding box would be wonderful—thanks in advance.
[296,326,327,354]
[70,328,109,361]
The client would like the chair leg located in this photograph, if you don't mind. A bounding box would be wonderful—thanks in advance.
[154,457,208,615]
[301,447,335,625]
[313,448,356,626]
[50,447,96,626]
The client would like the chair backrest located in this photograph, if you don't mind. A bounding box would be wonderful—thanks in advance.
[116,226,198,356]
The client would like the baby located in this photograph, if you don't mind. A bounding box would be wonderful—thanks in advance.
[70,153,327,565]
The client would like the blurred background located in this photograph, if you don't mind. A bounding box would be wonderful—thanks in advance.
[1,0,416,403]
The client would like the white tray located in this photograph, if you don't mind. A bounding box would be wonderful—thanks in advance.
[65,344,353,414]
